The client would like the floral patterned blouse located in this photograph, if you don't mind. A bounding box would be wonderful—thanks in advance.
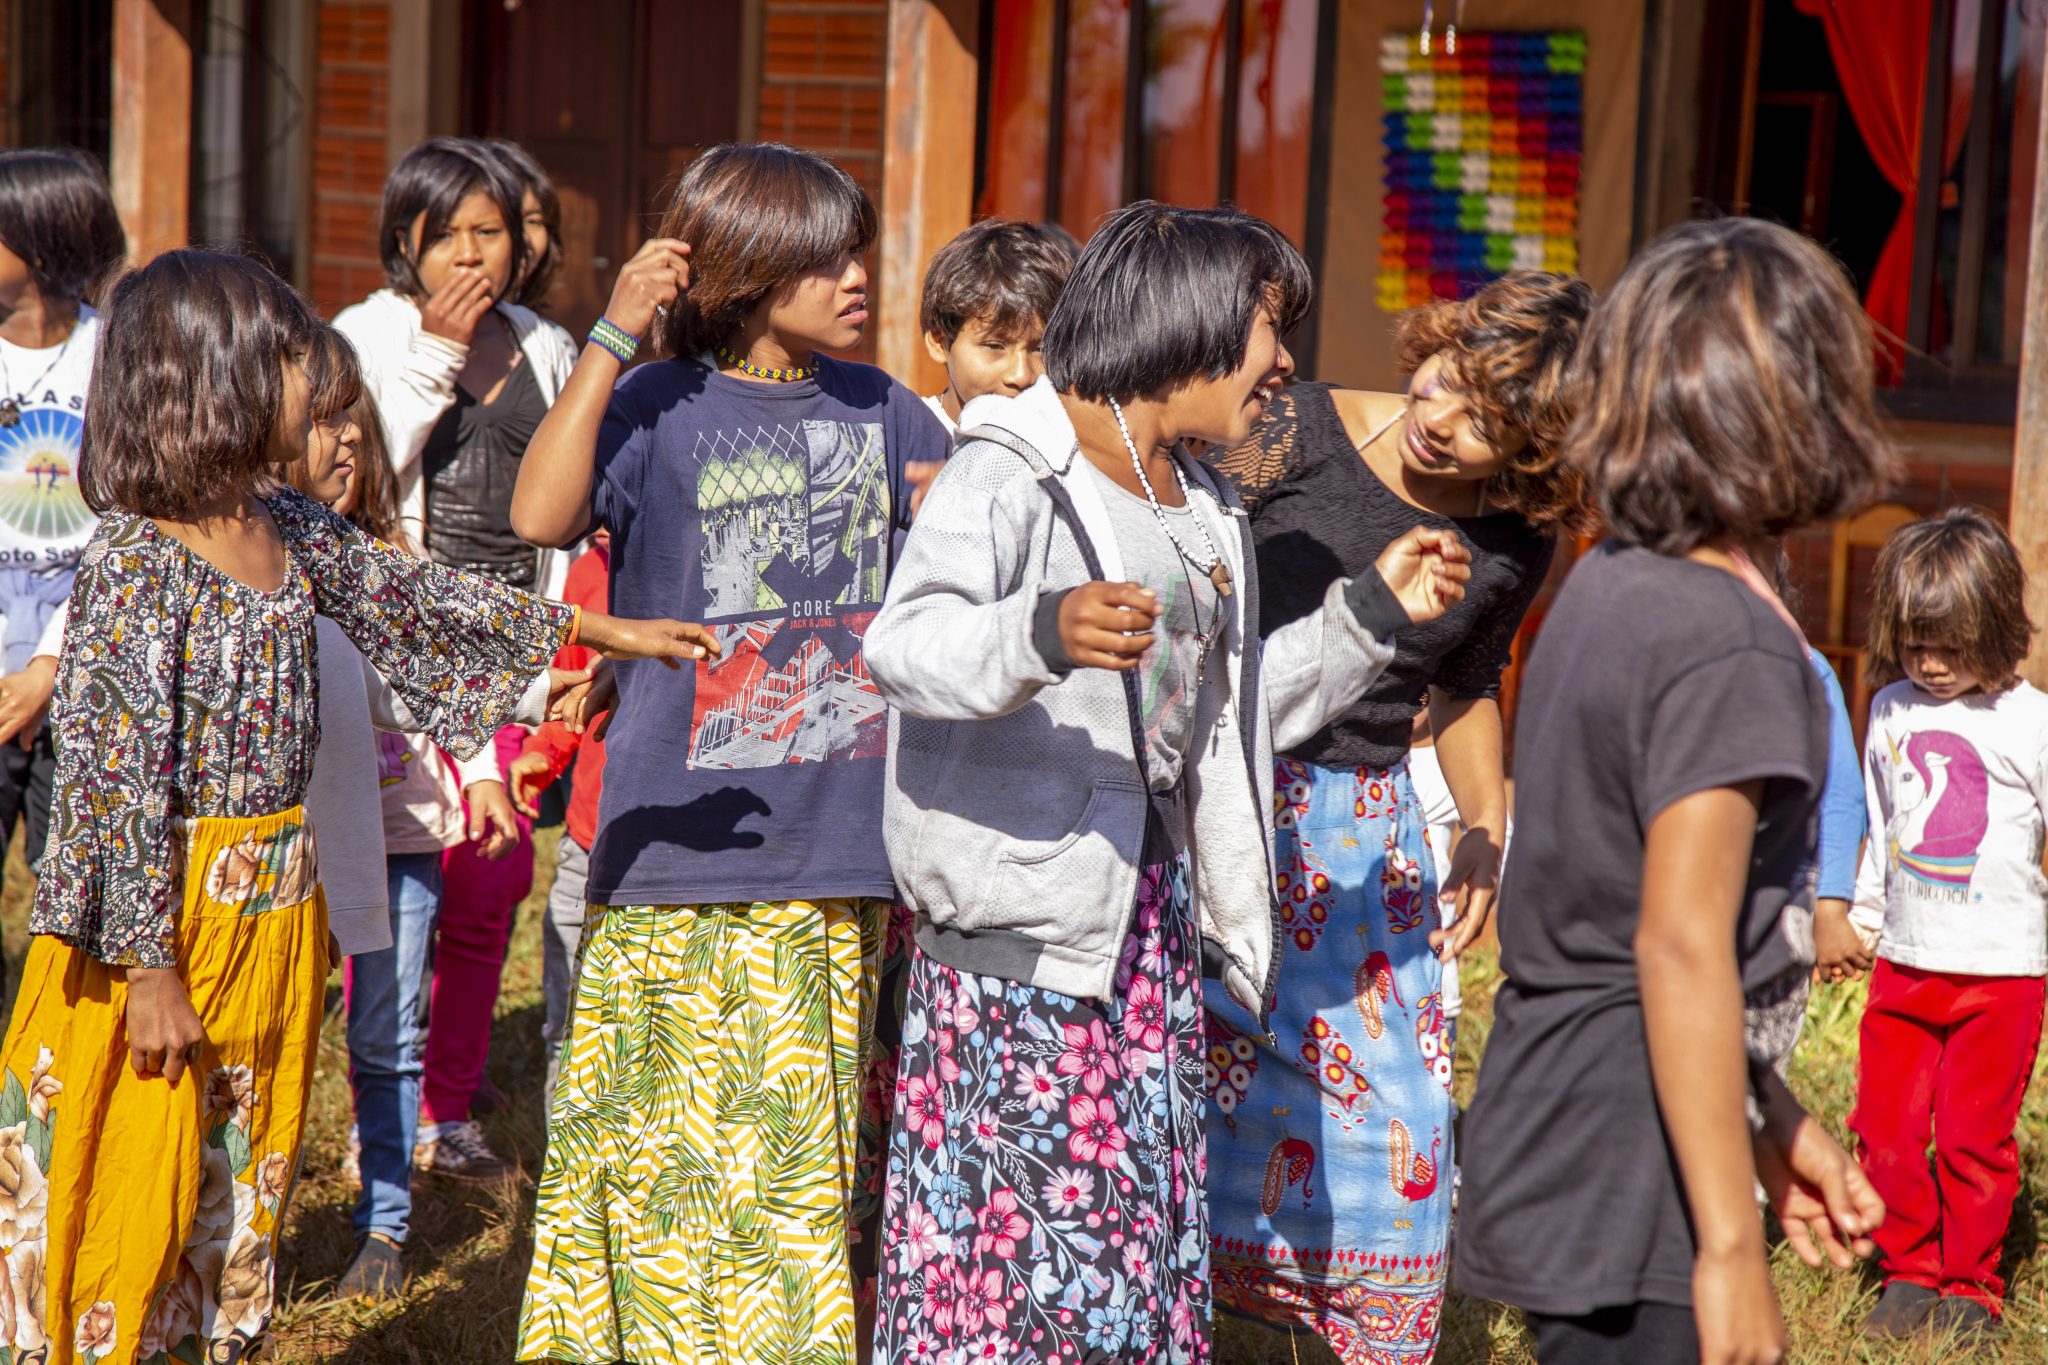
[31,487,573,968]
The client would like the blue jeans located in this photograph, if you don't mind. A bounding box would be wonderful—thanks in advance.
[346,851,443,1243]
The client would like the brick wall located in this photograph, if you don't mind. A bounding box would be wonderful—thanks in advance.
[307,1,392,318]
[758,0,889,359]
[758,1,889,199]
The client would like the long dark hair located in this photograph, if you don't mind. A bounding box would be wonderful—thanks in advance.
[651,142,876,358]
[82,250,319,518]
[0,149,126,306]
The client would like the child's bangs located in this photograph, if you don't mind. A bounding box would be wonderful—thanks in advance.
[305,329,362,422]
[777,166,877,273]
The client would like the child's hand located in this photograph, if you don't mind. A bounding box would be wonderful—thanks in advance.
[906,461,944,522]
[1692,1245,1787,1365]
[0,656,55,750]
[1058,582,1160,672]
[508,751,553,819]
[578,613,721,671]
[1373,527,1472,624]
[124,965,209,1085]
[1811,898,1873,983]
[603,237,691,340]
[1754,1114,1882,1270]
[465,779,520,860]
[419,266,497,345]
[1430,826,1501,962]
[546,665,596,724]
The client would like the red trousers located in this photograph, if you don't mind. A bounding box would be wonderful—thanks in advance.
[1849,959,2046,1312]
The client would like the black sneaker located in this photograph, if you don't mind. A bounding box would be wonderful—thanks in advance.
[1927,1296,2000,1349]
[1859,1280,1938,1339]
[335,1234,404,1301]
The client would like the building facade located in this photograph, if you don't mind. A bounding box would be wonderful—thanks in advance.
[9,0,2039,682]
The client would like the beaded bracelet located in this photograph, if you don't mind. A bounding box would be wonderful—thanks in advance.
[588,317,639,365]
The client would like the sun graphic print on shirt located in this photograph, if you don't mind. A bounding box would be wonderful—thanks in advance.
[0,405,91,554]
[690,418,891,770]
[1882,727,1992,903]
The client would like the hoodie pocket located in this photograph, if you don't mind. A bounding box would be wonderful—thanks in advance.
[970,778,1149,933]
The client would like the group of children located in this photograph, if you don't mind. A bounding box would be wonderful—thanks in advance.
[0,127,2039,1365]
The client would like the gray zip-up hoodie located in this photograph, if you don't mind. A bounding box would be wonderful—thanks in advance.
[865,378,1412,1018]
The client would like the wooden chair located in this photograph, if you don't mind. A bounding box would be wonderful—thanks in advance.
[1814,501,1918,742]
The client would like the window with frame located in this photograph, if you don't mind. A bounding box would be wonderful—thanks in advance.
[1901,0,2042,412]
[1716,0,2041,424]
[976,1,1330,304]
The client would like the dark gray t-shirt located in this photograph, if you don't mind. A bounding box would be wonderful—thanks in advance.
[1454,543,1826,1315]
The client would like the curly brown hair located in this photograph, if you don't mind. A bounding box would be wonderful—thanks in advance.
[1864,506,2033,690]
[1393,270,1595,531]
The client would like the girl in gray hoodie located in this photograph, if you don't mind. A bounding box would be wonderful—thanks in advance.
[864,202,1470,1364]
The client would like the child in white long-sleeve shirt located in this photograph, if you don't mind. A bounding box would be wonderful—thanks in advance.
[1821,506,2048,1344]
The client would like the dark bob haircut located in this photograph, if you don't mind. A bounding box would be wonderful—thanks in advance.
[0,149,126,306]
[484,137,563,310]
[377,136,529,299]
[919,218,1078,345]
[1865,506,2033,689]
[1042,201,1311,404]
[1564,217,1897,554]
[82,249,319,519]
[653,142,877,358]
[1394,271,1595,531]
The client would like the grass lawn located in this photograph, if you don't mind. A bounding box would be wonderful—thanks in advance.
[5,831,2046,1363]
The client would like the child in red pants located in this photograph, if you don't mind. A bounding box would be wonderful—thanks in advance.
[1826,508,2048,1345]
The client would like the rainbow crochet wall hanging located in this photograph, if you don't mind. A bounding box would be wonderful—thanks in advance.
[1378,29,1585,311]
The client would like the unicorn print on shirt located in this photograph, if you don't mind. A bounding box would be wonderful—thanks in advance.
[1884,728,1991,903]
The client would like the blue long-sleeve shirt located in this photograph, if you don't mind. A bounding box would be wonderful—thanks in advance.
[1808,648,1867,901]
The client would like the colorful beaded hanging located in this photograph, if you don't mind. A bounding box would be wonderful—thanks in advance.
[714,343,818,383]
[1377,29,1586,312]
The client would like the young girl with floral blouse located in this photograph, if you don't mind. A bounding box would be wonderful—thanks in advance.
[0,248,710,1365]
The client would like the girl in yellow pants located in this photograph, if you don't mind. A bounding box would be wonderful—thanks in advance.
[2,250,708,1365]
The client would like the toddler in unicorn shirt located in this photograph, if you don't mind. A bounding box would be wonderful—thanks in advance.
[1818,506,2048,1346]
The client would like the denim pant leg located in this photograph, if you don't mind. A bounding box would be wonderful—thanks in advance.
[542,836,590,1106]
[347,851,444,1243]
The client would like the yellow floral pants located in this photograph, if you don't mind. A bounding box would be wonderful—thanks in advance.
[0,807,329,1365]
[517,898,885,1365]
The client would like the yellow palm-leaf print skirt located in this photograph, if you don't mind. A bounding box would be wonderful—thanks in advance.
[518,898,885,1365]
[0,806,329,1365]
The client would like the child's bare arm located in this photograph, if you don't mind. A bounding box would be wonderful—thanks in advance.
[510,238,689,548]
[1638,781,1786,1365]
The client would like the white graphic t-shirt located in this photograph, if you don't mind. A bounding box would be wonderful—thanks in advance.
[1851,678,2048,976]
[0,309,100,670]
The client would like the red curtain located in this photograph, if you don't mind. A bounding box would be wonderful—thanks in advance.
[1795,0,1975,378]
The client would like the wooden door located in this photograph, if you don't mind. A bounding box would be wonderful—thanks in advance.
[465,0,744,340]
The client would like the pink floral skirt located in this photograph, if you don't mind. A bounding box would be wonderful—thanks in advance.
[874,855,1211,1365]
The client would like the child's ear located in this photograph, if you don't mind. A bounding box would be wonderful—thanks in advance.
[922,329,952,368]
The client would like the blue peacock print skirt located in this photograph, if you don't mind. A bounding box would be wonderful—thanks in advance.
[1205,758,1456,1365]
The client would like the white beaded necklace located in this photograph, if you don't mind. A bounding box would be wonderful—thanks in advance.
[1108,398,1233,598]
